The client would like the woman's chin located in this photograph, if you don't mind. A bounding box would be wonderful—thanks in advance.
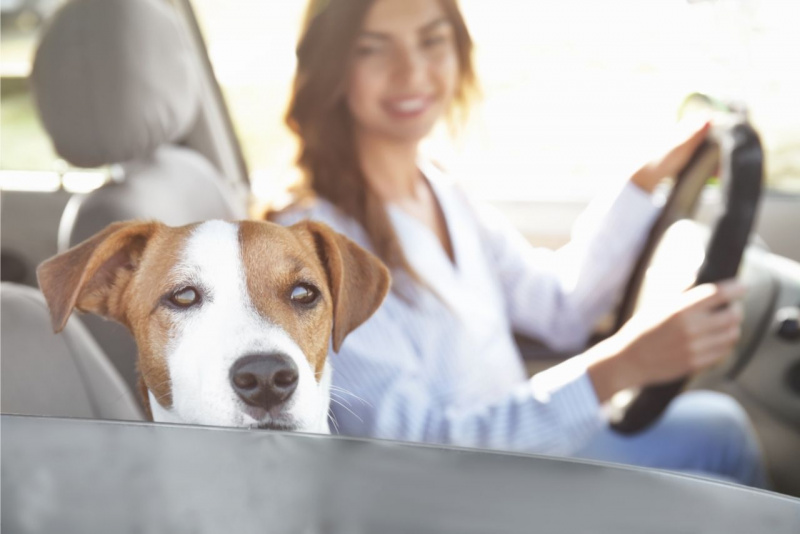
[374,121,438,145]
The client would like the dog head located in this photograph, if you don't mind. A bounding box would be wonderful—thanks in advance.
[37,219,390,432]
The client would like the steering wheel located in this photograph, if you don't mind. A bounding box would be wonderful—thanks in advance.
[608,120,764,434]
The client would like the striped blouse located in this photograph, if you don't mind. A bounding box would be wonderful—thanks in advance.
[278,162,660,455]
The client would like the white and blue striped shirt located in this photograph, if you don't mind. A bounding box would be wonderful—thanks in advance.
[278,163,660,455]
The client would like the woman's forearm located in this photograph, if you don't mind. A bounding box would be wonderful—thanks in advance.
[584,339,643,404]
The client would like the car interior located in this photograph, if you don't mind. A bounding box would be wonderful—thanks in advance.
[2,0,799,523]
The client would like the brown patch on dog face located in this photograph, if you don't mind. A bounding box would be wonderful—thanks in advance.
[120,225,196,410]
[239,221,334,377]
[37,221,160,334]
[37,221,197,413]
[37,220,189,413]
[292,220,391,353]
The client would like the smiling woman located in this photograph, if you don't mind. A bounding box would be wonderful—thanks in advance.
[279,0,477,286]
[262,0,771,490]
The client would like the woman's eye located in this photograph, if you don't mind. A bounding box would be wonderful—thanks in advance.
[356,46,381,57]
[169,287,200,308]
[290,284,319,306]
[422,36,446,48]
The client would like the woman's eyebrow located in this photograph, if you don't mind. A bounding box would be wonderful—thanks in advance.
[359,17,450,41]
[418,17,449,34]
[359,31,390,42]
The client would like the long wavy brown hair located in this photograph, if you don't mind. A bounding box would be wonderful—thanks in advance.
[277,0,477,295]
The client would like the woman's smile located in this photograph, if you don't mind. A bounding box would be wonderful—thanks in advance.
[382,95,435,119]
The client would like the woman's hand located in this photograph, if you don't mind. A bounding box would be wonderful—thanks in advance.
[587,279,745,403]
[630,121,712,194]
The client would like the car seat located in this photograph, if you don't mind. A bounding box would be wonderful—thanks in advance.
[1,283,143,421]
[28,0,251,396]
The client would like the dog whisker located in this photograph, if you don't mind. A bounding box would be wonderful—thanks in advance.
[328,397,364,424]
[141,377,172,392]
[327,408,340,434]
[138,369,170,384]
[139,375,173,404]
[329,391,353,408]
[328,385,372,408]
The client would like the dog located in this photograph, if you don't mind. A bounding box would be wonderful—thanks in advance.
[37,219,390,433]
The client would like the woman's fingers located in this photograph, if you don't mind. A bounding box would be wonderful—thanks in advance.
[691,328,741,369]
[611,278,747,388]
[663,120,712,174]
[684,288,744,370]
[689,300,744,334]
[691,346,735,370]
[631,121,713,193]
[683,280,746,313]
[692,323,742,360]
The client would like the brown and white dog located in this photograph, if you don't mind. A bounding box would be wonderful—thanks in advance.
[37,219,390,433]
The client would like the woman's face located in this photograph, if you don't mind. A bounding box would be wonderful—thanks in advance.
[346,0,459,144]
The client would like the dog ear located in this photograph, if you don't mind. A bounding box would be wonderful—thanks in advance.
[296,221,391,353]
[37,221,161,333]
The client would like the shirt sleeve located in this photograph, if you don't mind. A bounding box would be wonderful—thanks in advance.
[469,181,661,353]
[330,299,607,456]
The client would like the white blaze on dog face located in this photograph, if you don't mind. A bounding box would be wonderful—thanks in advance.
[135,221,332,432]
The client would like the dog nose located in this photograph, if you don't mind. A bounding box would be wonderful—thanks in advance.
[230,353,299,410]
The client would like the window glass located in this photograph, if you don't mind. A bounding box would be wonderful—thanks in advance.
[0,0,107,192]
[189,0,306,200]
[451,0,800,199]
[1,0,63,172]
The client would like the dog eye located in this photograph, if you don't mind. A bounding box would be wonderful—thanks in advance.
[290,283,319,306]
[169,287,200,308]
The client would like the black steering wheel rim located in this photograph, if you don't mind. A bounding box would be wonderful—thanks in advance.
[608,121,764,435]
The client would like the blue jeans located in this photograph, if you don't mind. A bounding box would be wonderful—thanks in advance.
[572,390,768,488]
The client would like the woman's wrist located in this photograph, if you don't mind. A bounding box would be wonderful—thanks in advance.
[584,339,645,403]
[629,121,712,195]
[629,164,661,194]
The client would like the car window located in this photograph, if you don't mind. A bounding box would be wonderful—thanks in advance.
[453,0,800,200]
[0,0,107,193]
[189,0,305,201]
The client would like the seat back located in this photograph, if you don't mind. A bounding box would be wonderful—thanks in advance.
[29,0,250,393]
[1,283,143,421]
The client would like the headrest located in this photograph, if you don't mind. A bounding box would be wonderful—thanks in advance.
[30,0,200,167]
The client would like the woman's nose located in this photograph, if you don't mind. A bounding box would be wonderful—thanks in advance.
[392,48,427,86]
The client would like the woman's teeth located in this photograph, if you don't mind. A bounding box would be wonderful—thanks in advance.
[390,98,427,113]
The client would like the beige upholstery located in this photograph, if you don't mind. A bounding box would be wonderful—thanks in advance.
[59,145,247,249]
[31,0,201,167]
[1,283,143,421]
[29,0,250,394]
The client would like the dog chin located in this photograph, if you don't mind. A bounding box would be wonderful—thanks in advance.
[240,409,301,431]
[251,421,299,431]
[150,393,322,432]
[248,416,331,434]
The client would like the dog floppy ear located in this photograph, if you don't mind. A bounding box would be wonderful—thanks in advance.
[37,221,161,333]
[297,221,391,353]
